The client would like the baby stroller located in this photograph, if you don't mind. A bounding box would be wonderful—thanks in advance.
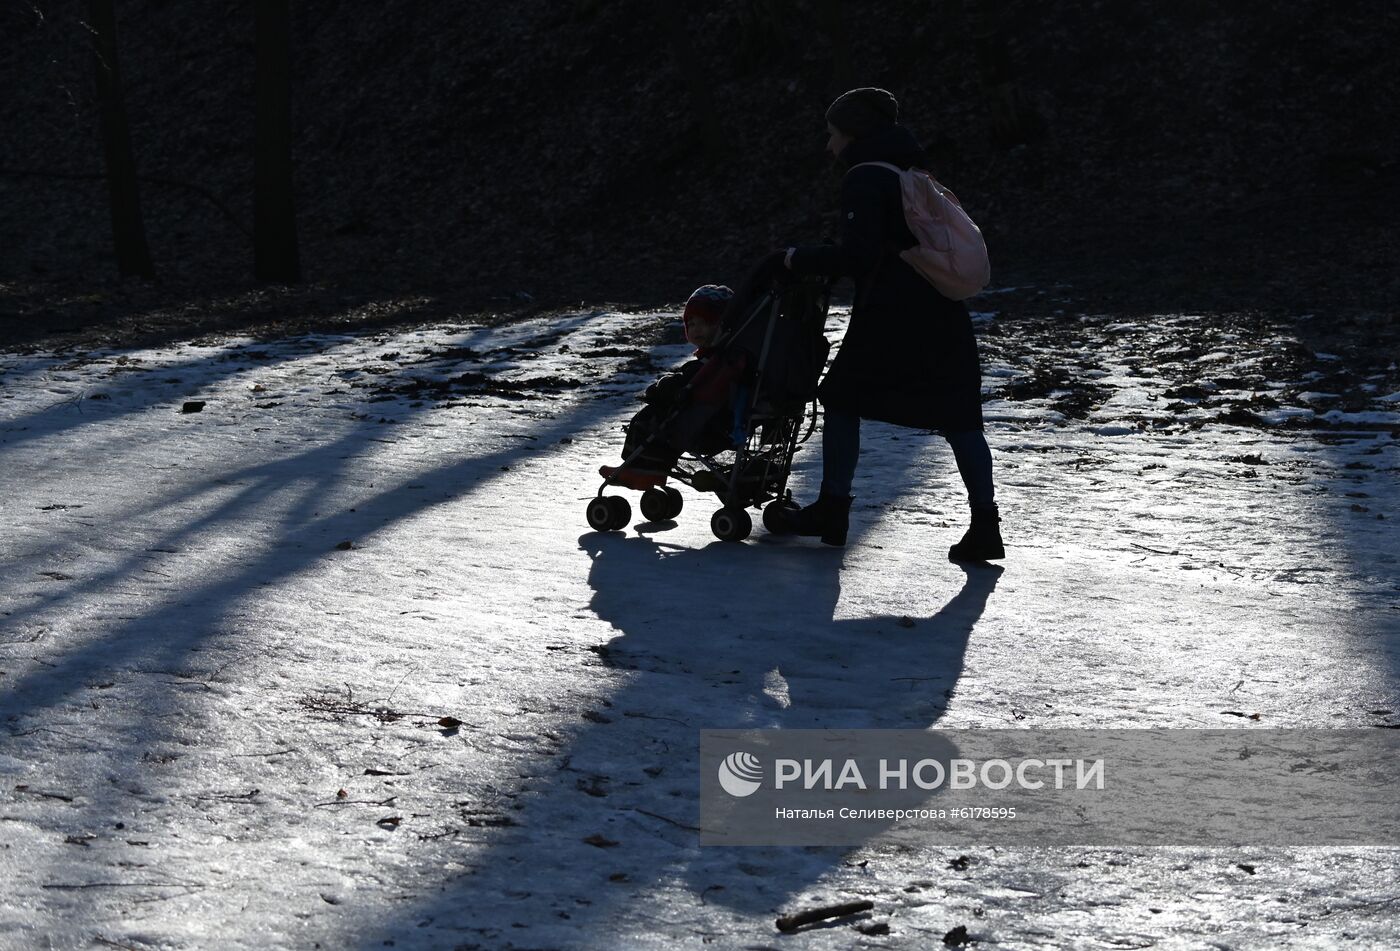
[586,273,831,541]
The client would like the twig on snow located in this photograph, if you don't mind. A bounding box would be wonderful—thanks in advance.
[631,808,701,832]
[190,789,261,804]
[13,785,74,802]
[313,796,397,808]
[622,711,690,727]
[94,937,145,951]
[44,881,200,890]
[297,691,473,728]
[776,900,876,933]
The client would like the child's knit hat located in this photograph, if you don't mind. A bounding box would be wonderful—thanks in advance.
[683,284,732,347]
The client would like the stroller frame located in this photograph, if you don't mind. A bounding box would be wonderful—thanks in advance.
[586,278,829,542]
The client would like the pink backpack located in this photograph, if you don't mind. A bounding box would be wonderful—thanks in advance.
[850,161,991,301]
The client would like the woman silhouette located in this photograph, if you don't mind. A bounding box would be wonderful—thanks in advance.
[774,87,1003,561]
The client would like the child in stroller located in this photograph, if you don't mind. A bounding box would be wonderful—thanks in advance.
[587,266,831,541]
[598,285,745,491]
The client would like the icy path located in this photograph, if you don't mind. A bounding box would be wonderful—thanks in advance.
[1,307,1397,949]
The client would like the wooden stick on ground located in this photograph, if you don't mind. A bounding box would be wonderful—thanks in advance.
[776,900,875,933]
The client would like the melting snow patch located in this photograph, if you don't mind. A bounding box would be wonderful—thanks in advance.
[762,668,792,709]
[1258,407,1316,424]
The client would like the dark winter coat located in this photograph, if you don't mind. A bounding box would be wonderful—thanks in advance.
[789,124,985,433]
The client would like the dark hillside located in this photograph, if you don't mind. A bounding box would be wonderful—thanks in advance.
[2,1,1396,347]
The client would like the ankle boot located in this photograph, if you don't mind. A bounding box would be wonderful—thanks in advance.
[786,492,853,546]
[949,505,1004,562]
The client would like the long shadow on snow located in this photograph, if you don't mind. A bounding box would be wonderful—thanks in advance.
[1288,311,1400,701]
[0,383,617,728]
[0,302,584,459]
[0,378,629,942]
[0,320,401,451]
[0,311,607,623]
[0,330,623,810]
[361,525,1001,946]
[0,304,682,942]
[0,281,515,353]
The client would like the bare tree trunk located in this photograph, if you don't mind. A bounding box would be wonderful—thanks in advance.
[816,0,852,92]
[87,0,154,278]
[963,0,1036,148]
[735,0,788,71]
[658,1,723,161]
[254,0,300,283]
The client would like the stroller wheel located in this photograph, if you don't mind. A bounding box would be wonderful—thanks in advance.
[586,497,614,532]
[711,506,752,543]
[763,498,800,534]
[587,496,630,532]
[640,487,674,523]
[606,495,632,531]
[663,486,684,519]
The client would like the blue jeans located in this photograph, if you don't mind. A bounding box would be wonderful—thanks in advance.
[820,410,996,509]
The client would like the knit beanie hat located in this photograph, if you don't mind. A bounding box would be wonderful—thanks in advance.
[683,284,732,347]
[825,87,899,139]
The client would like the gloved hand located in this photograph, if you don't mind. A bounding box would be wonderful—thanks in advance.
[642,361,703,404]
[643,373,684,404]
[753,248,790,286]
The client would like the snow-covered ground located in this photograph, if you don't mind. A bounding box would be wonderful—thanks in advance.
[1,304,1397,949]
